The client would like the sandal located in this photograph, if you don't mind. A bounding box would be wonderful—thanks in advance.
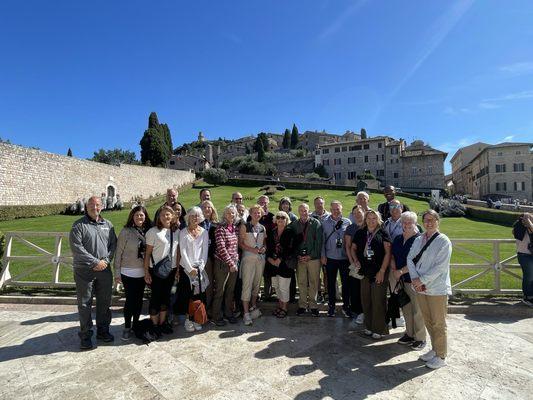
[276,309,288,318]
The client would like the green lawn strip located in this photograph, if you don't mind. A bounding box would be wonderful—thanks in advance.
[0,185,521,290]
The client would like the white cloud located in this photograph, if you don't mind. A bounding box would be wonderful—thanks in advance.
[499,62,533,76]
[483,90,533,103]
[502,135,515,141]
[478,102,500,110]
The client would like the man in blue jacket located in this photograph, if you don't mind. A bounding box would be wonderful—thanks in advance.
[69,196,117,350]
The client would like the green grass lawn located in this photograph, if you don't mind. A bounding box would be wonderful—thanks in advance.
[0,184,522,292]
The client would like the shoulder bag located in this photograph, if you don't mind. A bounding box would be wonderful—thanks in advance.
[151,230,174,279]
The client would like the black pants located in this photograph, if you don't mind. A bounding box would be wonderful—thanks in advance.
[347,276,363,315]
[174,267,205,316]
[121,274,145,329]
[149,268,176,315]
[325,258,350,308]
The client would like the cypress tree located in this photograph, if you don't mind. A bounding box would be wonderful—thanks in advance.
[290,124,299,149]
[257,139,266,162]
[282,128,290,149]
[67,148,73,157]
[360,128,367,139]
[140,112,173,166]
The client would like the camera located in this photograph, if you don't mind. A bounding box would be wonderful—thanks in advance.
[336,238,343,248]
[299,248,308,256]
[137,241,146,259]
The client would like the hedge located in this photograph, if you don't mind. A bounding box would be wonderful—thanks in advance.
[0,204,68,222]
[465,205,520,226]
[0,230,5,259]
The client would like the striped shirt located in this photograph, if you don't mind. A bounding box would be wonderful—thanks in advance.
[215,223,239,268]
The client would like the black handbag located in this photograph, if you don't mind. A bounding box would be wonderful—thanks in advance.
[393,280,411,308]
[151,230,174,279]
[386,283,401,328]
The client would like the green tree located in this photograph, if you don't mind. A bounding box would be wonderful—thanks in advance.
[140,112,173,166]
[314,164,328,178]
[203,168,228,186]
[257,139,266,162]
[360,128,367,139]
[282,128,290,149]
[91,148,138,165]
[290,124,299,149]
[67,148,73,157]
[253,133,269,153]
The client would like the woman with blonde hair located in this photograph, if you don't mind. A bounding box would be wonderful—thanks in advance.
[351,209,391,339]
[239,204,267,325]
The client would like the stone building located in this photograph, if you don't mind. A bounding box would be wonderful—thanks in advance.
[450,142,489,195]
[168,154,211,173]
[468,142,532,200]
[314,137,446,193]
[299,130,360,153]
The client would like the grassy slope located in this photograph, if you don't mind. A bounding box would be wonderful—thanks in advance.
[0,184,521,290]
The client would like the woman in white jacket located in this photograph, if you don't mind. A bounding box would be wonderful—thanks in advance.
[175,206,209,333]
[407,209,452,370]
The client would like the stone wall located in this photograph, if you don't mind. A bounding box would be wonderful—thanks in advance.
[0,143,195,206]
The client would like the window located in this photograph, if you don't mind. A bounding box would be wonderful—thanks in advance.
[428,166,433,174]
[376,155,379,162]
[514,182,526,191]
[378,142,382,148]
[412,167,417,176]
[396,159,399,163]
[348,171,357,179]
[376,169,385,177]
[315,150,320,155]
[349,146,356,151]
[495,164,506,173]
[322,149,329,154]
[354,145,362,151]
[516,151,521,155]
[390,147,399,155]
[390,159,394,164]
[381,154,385,161]
[334,158,342,165]
[393,172,399,179]
[363,144,370,150]
[496,182,507,191]
[348,157,356,164]
[335,147,340,153]
[169,160,175,165]
[497,152,503,156]
[364,155,369,163]
[323,159,329,166]
[342,146,347,152]
[513,163,525,172]
[334,172,342,180]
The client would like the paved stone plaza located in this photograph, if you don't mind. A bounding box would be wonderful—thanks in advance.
[0,304,532,400]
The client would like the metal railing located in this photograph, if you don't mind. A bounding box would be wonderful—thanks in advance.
[0,232,524,295]
[0,231,74,289]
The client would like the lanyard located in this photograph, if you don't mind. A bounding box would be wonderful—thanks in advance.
[366,230,376,248]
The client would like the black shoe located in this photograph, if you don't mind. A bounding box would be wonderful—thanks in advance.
[317,294,324,304]
[213,318,227,326]
[296,307,306,316]
[160,322,174,334]
[310,308,319,317]
[96,331,114,343]
[397,334,415,345]
[80,337,93,350]
[327,306,335,317]
[411,340,426,350]
[151,325,162,339]
[342,307,353,318]
[227,316,238,324]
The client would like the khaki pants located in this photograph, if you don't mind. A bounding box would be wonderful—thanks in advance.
[297,259,321,309]
[240,256,265,302]
[417,294,448,358]
[402,282,426,341]
[211,258,237,321]
[360,276,389,335]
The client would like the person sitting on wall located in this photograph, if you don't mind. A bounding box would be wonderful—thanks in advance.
[378,186,410,220]
[115,194,123,210]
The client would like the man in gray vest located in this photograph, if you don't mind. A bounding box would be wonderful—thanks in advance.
[69,195,117,350]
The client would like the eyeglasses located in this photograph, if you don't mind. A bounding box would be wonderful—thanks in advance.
[234,197,243,200]
[276,216,287,220]
[390,205,402,209]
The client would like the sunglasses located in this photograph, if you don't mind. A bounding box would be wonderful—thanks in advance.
[390,205,402,209]
[276,216,287,220]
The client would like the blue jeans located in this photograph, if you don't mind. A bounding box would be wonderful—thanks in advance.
[517,253,533,300]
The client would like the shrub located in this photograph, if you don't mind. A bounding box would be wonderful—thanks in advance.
[0,204,68,222]
[0,230,4,260]
[465,206,519,226]
[304,173,321,180]
[203,168,228,186]
[237,160,277,176]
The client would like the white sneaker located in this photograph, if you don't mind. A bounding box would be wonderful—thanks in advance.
[355,313,365,324]
[250,307,262,319]
[426,356,447,369]
[371,333,383,340]
[419,349,436,362]
[363,329,372,336]
[243,313,253,326]
[184,320,195,333]
[192,322,203,331]
[395,317,405,327]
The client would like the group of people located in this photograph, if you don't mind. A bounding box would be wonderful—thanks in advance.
[69,185,455,370]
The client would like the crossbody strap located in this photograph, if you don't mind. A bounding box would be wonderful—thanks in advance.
[412,232,440,266]
[150,229,174,265]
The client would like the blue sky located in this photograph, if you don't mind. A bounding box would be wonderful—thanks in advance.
[1,1,532,173]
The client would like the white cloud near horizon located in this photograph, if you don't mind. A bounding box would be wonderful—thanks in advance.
[499,62,533,76]
[318,0,369,41]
